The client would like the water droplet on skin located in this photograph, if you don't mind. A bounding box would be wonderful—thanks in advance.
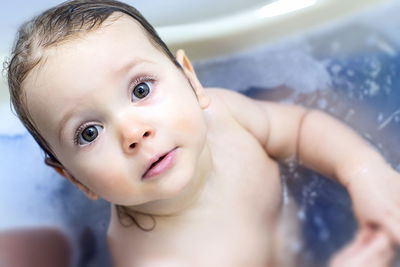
[368,58,382,78]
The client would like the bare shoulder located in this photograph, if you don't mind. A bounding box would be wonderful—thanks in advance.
[204,88,239,109]
[205,88,270,145]
[205,87,257,107]
[206,87,267,119]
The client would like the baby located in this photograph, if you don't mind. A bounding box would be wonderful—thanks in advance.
[6,0,400,266]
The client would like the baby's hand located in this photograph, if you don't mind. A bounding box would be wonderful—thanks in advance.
[346,167,400,244]
[329,228,395,267]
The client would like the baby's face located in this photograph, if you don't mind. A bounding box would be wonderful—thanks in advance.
[24,14,209,206]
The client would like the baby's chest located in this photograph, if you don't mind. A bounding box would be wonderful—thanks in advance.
[207,120,282,213]
[131,210,275,267]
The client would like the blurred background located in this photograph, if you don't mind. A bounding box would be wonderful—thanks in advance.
[1,0,400,266]
[0,0,386,102]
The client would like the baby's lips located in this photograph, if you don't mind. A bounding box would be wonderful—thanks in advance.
[142,147,178,179]
[142,148,172,178]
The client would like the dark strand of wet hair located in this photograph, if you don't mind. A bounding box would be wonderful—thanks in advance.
[116,205,156,231]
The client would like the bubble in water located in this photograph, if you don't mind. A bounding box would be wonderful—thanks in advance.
[365,79,380,96]
[297,209,306,221]
[313,216,330,241]
[346,69,355,77]
[330,64,342,74]
[365,57,382,78]
[319,229,330,241]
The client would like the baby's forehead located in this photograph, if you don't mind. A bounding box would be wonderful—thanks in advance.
[69,13,154,49]
[24,14,175,112]
[31,14,160,76]
[94,13,149,39]
[24,11,177,111]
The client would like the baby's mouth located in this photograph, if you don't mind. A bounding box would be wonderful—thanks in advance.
[148,155,166,170]
[142,148,177,179]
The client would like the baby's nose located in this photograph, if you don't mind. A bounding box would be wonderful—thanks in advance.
[122,125,154,153]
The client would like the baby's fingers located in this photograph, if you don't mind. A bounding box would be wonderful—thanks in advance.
[364,230,395,259]
[329,229,395,267]
[379,212,400,244]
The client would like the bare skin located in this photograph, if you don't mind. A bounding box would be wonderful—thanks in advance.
[107,88,282,267]
[329,228,395,267]
[22,14,400,266]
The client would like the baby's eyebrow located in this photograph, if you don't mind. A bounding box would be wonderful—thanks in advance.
[113,58,153,76]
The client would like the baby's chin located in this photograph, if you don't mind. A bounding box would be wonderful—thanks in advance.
[129,177,199,215]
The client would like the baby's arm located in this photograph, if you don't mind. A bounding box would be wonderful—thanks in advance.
[214,88,400,243]
[329,228,395,267]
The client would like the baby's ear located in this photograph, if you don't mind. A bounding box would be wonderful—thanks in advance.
[45,157,98,200]
[176,49,210,109]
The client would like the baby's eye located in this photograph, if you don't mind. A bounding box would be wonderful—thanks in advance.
[132,82,151,101]
[77,124,103,145]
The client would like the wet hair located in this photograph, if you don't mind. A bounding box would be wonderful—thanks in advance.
[6,0,179,230]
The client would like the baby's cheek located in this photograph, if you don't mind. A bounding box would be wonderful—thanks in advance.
[175,117,195,133]
[76,161,121,189]
[174,111,205,134]
[87,172,134,202]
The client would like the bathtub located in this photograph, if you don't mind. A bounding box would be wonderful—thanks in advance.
[190,1,400,266]
[1,0,399,266]
[0,0,385,102]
